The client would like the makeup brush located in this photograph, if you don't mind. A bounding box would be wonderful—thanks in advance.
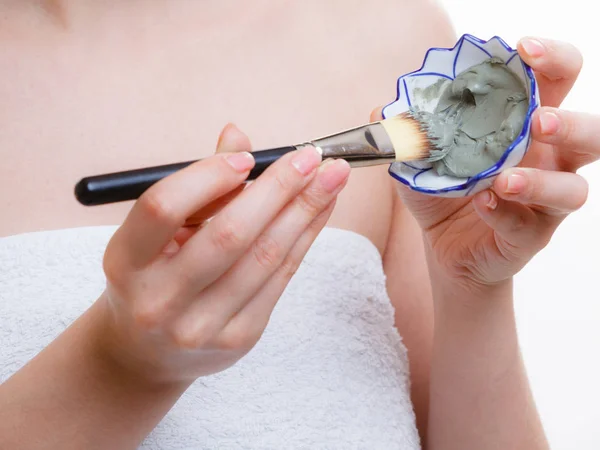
[74,112,443,206]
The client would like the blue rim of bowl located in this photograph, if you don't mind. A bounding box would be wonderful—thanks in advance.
[383,34,539,195]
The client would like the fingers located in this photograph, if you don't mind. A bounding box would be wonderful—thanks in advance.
[493,167,588,216]
[517,37,583,107]
[172,160,350,347]
[218,199,338,350]
[184,185,245,226]
[215,123,252,154]
[472,190,545,254]
[173,146,323,290]
[531,107,600,172]
[184,124,252,226]
[106,151,255,270]
[473,165,589,259]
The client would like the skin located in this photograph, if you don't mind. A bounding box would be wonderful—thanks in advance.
[384,36,594,449]
[0,1,451,443]
[0,2,598,450]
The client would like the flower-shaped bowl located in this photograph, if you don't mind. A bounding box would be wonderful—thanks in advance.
[383,34,540,197]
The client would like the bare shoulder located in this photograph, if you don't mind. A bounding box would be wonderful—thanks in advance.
[356,0,457,73]
[318,0,455,51]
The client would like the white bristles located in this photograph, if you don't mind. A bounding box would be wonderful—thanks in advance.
[380,113,441,162]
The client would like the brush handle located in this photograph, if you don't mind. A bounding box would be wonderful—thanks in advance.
[75,146,297,206]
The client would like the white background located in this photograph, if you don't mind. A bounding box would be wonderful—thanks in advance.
[438,1,600,448]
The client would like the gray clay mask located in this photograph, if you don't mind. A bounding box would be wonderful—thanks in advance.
[412,57,529,178]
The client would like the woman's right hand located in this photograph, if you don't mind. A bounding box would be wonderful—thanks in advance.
[97,124,350,384]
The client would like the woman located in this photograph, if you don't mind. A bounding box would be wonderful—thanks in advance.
[0,1,596,448]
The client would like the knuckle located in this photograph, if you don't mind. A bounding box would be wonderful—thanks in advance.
[102,239,138,288]
[522,169,542,202]
[171,327,200,350]
[278,256,302,281]
[218,325,262,352]
[295,189,326,217]
[210,217,246,252]
[132,300,169,330]
[138,190,177,226]
[252,235,285,271]
[301,204,332,240]
[272,168,300,193]
[103,251,125,286]
[170,321,213,350]
[560,112,577,145]
[313,200,336,226]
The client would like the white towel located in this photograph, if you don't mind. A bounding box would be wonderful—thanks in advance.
[0,226,420,449]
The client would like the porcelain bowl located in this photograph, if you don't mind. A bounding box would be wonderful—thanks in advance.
[383,34,540,198]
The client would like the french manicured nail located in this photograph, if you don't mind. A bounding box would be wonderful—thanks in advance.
[539,110,561,135]
[318,159,351,193]
[225,152,255,172]
[520,38,545,58]
[291,146,322,176]
[505,170,527,194]
[485,191,498,210]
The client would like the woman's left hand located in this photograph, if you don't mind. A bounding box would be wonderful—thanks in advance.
[377,37,599,288]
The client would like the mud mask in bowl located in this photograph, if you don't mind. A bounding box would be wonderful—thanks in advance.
[383,34,540,198]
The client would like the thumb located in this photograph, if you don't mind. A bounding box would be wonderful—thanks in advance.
[370,106,384,122]
[184,124,252,227]
[472,189,546,257]
[216,123,253,153]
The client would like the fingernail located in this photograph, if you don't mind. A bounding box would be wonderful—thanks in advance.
[539,110,561,135]
[505,171,527,194]
[225,152,255,172]
[485,191,498,211]
[291,146,322,176]
[520,38,545,58]
[318,159,351,193]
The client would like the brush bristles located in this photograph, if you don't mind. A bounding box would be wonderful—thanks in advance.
[380,112,445,162]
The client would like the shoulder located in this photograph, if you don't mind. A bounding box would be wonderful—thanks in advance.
[320,0,455,45]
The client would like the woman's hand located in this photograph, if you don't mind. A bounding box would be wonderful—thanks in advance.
[378,37,598,289]
[98,124,350,384]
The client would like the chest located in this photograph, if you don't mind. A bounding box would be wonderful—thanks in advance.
[0,7,401,248]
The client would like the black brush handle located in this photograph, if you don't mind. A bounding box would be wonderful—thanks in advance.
[75,146,297,206]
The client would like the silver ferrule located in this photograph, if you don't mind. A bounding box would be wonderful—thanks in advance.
[294,122,396,168]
